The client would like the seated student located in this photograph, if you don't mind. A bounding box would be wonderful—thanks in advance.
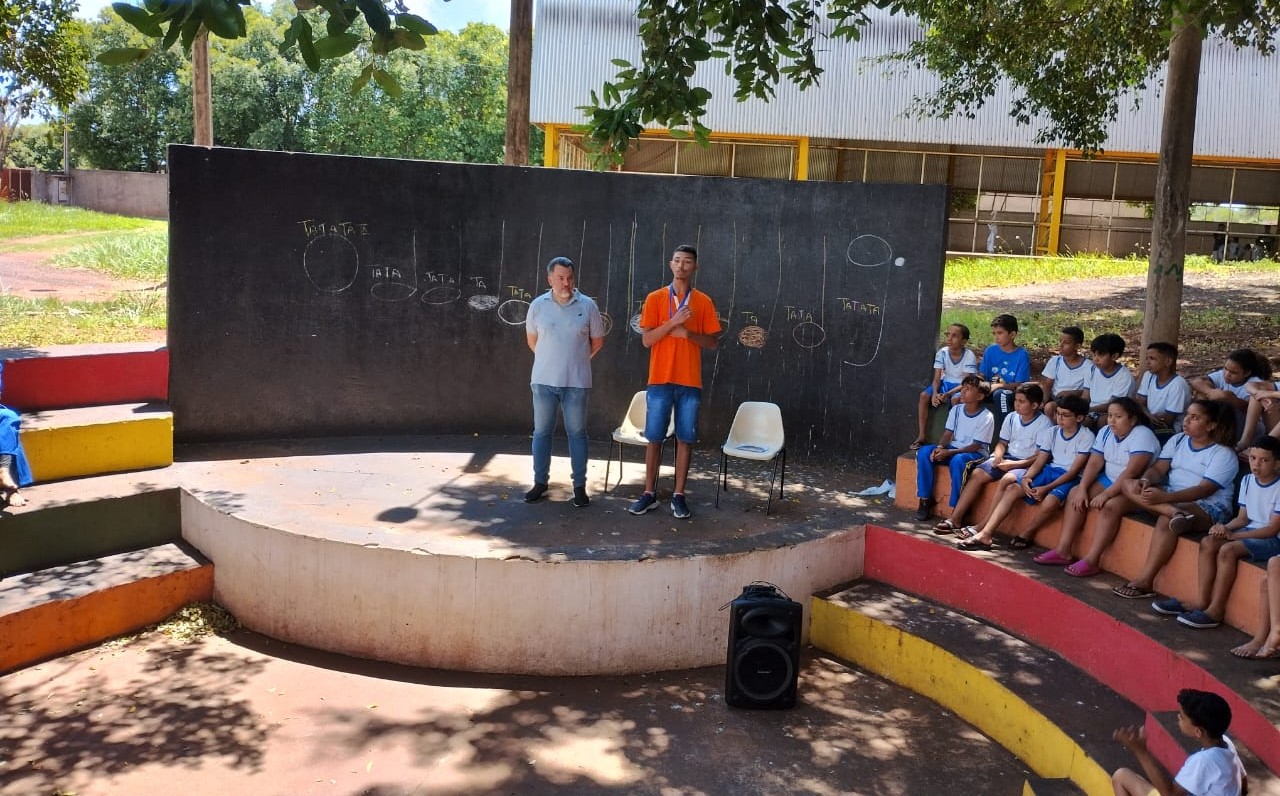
[0,364,32,508]
[1191,348,1272,437]
[935,383,1052,536]
[1136,341,1191,437]
[1147,435,1280,632]
[1040,326,1092,422]
[956,395,1094,552]
[911,322,978,450]
[1108,399,1239,602]
[979,314,1031,415]
[1111,689,1246,796]
[1232,554,1280,659]
[914,375,995,521]
[1034,397,1159,577]
[1237,378,1280,452]
[1082,332,1135,431]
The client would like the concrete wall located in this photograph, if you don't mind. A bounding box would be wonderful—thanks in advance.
[29,169,167,219]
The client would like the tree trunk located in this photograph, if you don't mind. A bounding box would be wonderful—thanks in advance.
[192,28,213,147]
[1142,19,1202,352]
[504,0,533,165]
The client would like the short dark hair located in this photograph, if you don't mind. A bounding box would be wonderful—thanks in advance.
[961,373,992,398]
[1250,435,1280,456]
[1057,395,1090,417]
[948,323,971,341]
[1090,333,1125,356]
[991,314,1019,333]
[546,256,575,274]
[1177,689,1231,739]
[673,244,698,261]
[1015,383,1044,404]
[1061,326,1084,345]
[1147,341,1179,359]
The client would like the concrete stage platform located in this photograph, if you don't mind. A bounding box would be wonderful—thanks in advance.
[32,435,884,677]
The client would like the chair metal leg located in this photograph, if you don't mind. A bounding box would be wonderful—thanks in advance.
[604,442,614,492]
[716,450,725,508]
[779,448,786,497]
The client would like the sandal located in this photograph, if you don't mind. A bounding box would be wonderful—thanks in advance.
[1169,512,1196,534]
[1006,536,1031,550]
[933,518,958,535]
[953,525,976,541]
[956,538,993,551]
[1111,584,1155,600]
[1065,560,1101,577]
[1034,550,1073,566]
[908,440,923,451]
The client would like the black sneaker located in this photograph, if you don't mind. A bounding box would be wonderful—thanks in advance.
[524,483,548,503]
[628,493,658,515]
[915,498,934,522]
[671,493,691,519]
[572,486,590,508]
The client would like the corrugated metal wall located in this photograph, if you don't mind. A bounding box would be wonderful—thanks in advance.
[532,0,1280,160]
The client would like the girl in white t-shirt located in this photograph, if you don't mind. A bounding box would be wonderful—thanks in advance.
[1236,378,1280,452]
[1034,397,1159,576]
[1191,348,1272,437]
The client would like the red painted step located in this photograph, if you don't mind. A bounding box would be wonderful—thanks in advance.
[0,343,167,411]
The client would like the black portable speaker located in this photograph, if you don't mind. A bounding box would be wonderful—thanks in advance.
[724,583,802,709]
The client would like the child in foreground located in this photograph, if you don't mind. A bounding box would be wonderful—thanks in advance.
[911,323,978,450]
[1111,688,1246,796]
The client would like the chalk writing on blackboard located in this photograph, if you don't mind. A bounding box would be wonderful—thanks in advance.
[498,299,530,326]
[422,286,462,305]
[303,233,360,293]
[738,326,767,349]
[841,233,895,368]
[792,321,827,349]
[600,313,614,337]
[469,295,500,311]
[628,312,643,335]
[847,234,892,267]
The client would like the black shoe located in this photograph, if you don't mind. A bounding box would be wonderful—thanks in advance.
[524,483,548,503]
[915,498,934,521]
[572,486,590,508]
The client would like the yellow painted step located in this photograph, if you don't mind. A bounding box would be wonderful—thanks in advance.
[21,403,173,482]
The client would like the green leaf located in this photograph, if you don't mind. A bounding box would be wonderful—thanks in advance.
[395,13,437,36]
[179,16,201,51]
[392,28,426,51]
[202,0,243,38]
[96,46,152,65]
[161,18,182,50]
[372,67,401,98]
[297,28,319,70]
[313,32,361,58]
[356,0,392,35]
[350,63,374,94]
[112,3,163,37]
[610,58,631,68]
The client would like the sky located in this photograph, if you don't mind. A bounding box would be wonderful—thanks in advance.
[75,0,512,30]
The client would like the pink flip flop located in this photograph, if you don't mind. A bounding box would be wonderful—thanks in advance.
[1033,550,1073,566]
[1065,560,1101,577]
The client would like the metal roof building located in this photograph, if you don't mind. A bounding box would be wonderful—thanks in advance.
[531,0,1280,257]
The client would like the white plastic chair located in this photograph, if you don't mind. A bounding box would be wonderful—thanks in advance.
[604,391,675,492]
[717,401,786,515]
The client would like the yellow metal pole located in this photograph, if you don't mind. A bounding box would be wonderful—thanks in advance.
[796,137,810,180]
[543,124,561,168]
[1047,149,1067,255]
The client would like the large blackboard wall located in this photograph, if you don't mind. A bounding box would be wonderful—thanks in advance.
[168,145,947,467]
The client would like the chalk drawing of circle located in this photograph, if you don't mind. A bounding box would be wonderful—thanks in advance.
[497,299,531,326]
[846,235,892,267]
[600,313,614,337]
[793,321,827,349]
[303,235,359,292]
[894,257,906,267]
[468,294,500,312]
[738,325,767,349]
[370,282,417,302]
[629,313,643,335]
[421,285,462,305]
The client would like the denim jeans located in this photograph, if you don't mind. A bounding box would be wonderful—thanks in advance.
[531,384,589,487]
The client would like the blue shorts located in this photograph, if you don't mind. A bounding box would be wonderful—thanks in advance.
[923,380,961,397]
[1242,536,1280,563]
[645,384,701,444]
[975,458,1026,482]
[1021,465,1077,503]
[1192,495,1236,526]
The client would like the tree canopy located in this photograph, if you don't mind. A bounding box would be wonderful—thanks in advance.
[0,0,87,168]
[580,1,1279,164]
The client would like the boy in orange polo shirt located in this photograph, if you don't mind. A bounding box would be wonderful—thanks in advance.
[629,244,722,519]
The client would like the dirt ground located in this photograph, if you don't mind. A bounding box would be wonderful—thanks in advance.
[2,234,1277,372]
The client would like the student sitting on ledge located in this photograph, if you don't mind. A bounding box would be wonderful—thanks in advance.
[1136,342,1190,438]
[914,375,994,522]
[1108,399,1239,606]
[1034,397,1159,577]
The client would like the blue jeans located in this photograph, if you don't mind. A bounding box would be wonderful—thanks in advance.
[916,444,985,507]
[531,384,589,487]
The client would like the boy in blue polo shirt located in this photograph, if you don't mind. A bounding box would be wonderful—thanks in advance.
[980,314,1031,415]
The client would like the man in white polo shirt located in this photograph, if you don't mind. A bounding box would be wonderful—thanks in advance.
[524,256,605,507]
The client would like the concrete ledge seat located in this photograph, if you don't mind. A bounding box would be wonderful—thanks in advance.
[0,343,168,411]
[0,542,212,673]
[894,452,1264,637]
[20,402,174,482]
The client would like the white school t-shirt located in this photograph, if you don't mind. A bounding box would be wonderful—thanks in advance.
[1206,369,1262,400]
[1174,736,1245,796]
[1138,372,1192,431]
[1159,433,1239,505]
[1039,425,1096,471]
[933,347,979,383]
[1086,363,1135,405]
[1042,355,1092,396]
[1093,425,1160,482]
[999,412,1054,460]
[946,404,995,451]
[1238,474,1280,531]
